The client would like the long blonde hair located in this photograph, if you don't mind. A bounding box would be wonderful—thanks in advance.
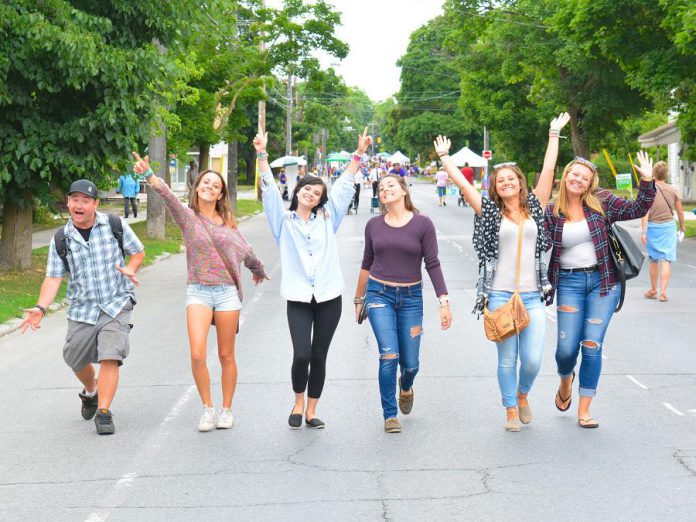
[189,170,237,228]
[553,159,604,218]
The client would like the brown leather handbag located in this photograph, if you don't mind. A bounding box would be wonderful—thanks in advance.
[483,219,530,343]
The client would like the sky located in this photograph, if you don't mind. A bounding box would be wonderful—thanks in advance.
[266,0,445,102]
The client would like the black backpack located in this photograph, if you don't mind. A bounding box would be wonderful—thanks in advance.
[54,213,124,273]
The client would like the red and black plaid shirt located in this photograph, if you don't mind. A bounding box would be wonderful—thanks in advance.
[544,180,655,301]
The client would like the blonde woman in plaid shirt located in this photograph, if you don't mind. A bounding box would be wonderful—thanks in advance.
[544,152,655,428]
[20,179,145,435]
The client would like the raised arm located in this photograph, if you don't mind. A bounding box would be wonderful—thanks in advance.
[534,112,570,208]
[132,151,191,229]
[434,135,483,215]
[253,126,285,243]
[327,128,371,226]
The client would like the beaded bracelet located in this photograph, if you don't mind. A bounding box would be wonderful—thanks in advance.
[144,168,154,178]
[351,153,362,163]
[256,151,268,160]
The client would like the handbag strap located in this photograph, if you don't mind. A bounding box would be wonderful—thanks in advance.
[514,218,524,292]
[656,184,675,215]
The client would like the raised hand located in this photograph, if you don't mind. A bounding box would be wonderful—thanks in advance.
[253,123,268,152]
[635,150,654,180]
[115,265,140,286]
[549,112,571,135]
[131,151,150,175]
[356,126,373,155]
[433,135,451,157]
[20,307,44,333]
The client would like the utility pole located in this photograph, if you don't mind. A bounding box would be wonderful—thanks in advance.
[285,72,293,155]
[256,12,265,201]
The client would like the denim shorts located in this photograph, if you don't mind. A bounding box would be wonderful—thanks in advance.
[185,284,241,311]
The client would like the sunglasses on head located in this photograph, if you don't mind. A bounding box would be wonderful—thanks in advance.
[493,162,517,169]
[572,156,597,172]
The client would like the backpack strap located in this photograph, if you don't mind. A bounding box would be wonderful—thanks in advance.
[53,225,70,274]
[107,213,125,260]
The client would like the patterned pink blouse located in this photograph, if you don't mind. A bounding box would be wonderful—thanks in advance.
[154,182,266,301]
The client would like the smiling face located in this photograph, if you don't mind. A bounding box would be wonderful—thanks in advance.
[493,167,521,200]
[67,193,99,229]
[296,182,325,210]
[379,175,407,205]
[564,163,595,197]
[195,172,224,203]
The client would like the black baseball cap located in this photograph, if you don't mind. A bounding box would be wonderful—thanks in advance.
[68,179,98,199]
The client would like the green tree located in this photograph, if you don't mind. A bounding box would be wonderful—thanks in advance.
[0,1,197,270]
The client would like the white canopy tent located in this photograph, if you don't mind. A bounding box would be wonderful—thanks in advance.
[269,155,307,168]
[388,151,410,164]
[448,147,488,168]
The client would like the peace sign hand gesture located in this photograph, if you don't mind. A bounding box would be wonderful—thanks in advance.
[131,151,150,175]
[253,123,268,153]
[356,126,373,156]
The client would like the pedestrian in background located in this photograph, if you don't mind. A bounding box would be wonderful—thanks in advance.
[134,153,268,432]
[20,179,145,435]
[117,169,140,218]
[545,151,655,429]
[186,160,198,193]
[435,165,449,206]
[641,160,685,302]
[257,125,369,430]
[354,174,452,434]
[435,112,570,432]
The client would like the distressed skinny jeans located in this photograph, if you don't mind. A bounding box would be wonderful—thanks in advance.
[555,270,621,397]
[366,279,423,420]
[487,290,546,408]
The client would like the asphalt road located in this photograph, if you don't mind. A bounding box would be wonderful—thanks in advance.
[1,179,695,521]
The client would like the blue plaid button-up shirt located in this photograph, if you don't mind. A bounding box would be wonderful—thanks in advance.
[544,180,655,301]
[46,212,144,324]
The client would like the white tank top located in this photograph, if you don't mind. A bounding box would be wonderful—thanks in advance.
[492,217,538,292]
[559,220,598,269]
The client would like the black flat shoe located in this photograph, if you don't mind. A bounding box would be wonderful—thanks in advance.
[288,411,303,429]
[305,417,325,429]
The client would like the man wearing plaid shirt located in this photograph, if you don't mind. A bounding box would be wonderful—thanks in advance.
[21,179,145,435]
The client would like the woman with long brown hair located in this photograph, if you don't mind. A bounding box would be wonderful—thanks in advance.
[435,113,569,431]
[133,153,268,432]
[545,151,655,428]
[354,174,452,433]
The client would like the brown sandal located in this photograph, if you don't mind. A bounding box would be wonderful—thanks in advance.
[578,417,599,428]
[644,290,657,299]
[554,371,575,412]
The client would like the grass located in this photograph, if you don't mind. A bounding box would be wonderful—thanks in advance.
[684,221,696,239]
[0,200,263,325]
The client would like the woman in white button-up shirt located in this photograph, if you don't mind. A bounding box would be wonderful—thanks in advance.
[257,126,372,430]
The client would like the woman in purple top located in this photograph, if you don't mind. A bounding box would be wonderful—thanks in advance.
[545,151,655,428]
[354,174,452,433]
[133,153,268,432]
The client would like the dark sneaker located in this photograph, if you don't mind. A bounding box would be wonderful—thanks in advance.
[398,378,414,415]
[94,409,115,435]
[78,389,99,420]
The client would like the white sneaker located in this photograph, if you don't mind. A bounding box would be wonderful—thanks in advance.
[198,406,215,432]
[216,408,234,429]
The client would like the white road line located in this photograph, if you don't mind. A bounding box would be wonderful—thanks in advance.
[663,402,685,416]
[685,264,696,269]
[544,309,556,323]
[84,473,139,522]
[689,409,696,414]
[626,375,648,390]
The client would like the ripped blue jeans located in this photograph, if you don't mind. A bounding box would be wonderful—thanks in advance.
[366,278,423,420]
[555,270,621,397]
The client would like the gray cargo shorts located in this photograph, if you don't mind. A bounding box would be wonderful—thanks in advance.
[63,301,134,372]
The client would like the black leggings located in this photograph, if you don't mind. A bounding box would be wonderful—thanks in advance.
[286,296,342,398]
